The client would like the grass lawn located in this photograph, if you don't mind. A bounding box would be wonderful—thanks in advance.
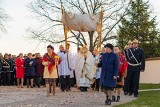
[139,83,160,90]
[114,84,160,107]
[114,90,160,107]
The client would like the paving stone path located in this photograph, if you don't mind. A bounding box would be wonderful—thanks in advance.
[0,86,137,107]
[139,88,160,92]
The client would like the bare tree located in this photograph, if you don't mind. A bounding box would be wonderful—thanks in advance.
[27,0,130,51]
[0,0,8,32]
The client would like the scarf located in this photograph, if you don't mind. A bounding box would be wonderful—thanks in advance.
[43,52,57,74]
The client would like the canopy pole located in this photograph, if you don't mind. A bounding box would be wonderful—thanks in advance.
[60,0,68,48]
[60,1,70,70]
[98,6,104,53]
[64,29,68,49]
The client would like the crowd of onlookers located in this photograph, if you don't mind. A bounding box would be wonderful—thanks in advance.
[0,53,43,87]
[0,52,76,88]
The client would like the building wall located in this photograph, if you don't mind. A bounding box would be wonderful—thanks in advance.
[140,60,160,84]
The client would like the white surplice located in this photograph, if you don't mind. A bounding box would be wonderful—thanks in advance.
[70,53,76,78]
[57,51,73,76]
[75,51,94,87]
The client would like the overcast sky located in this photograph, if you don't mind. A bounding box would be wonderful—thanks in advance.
[0,0,160,56]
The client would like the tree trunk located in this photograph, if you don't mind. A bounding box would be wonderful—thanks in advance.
[88,31,95,52]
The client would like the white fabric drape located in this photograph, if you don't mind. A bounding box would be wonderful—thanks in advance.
[62,11,101,32]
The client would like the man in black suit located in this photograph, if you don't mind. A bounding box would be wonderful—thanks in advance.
[126,39,145,97]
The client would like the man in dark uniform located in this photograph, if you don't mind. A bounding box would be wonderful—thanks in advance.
[123,40,133,95]
[126,39,145,97]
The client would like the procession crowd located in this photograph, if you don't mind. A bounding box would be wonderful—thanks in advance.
[0,39,145,106]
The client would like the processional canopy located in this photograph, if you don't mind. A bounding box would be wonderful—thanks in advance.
[61,10,102,32]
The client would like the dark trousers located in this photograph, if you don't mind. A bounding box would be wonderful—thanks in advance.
[56,76,59,87]
[127,65,140,95]
[2,72,11,86]
[59,75,70,91]
[34,76,42,86]
[42,78,45,85]
[70,78,76,87]
[91,78,96,90]
[70,71,76,87]
[91,78,100,91]
[10,71,15,85]
[96,78,100,91]
[124,77,129,93]
[26,76,34,86]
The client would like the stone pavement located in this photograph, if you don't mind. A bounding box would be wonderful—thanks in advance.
[0,86,136,107]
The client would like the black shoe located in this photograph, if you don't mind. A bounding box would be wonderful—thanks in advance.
[105,99,111,105]
[84,87,88,92]
[61,89,65,92]
[37,84,40,88]
[80,87,85,92]
[66,88,71,92]
[116,96,120,102]
[112,96,116,102]
[134,95,139,98]
[124,92,128,95]
[129,93,133,96]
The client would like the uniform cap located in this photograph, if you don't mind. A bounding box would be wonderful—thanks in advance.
[128,40,133,44]
[133,39,139,43]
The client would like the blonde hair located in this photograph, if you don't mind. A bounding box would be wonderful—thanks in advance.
[124,45,129,49]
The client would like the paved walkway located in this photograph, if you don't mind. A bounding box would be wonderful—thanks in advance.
[139,88,160,92]
[0,86,137,107]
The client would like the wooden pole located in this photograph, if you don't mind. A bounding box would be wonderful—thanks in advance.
[60,0,68,49]
[98,7,104,52]
[64,29,68,49]
[60,1,70,72]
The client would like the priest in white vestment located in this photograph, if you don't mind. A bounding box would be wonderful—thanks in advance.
[75,45,94,92]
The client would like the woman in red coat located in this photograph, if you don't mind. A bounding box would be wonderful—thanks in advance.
[114,46,128,102]
[16,53,25,88]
